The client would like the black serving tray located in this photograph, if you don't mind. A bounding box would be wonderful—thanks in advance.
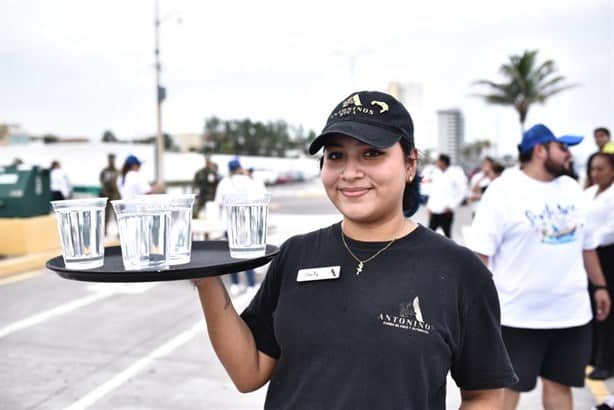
[46,241,279,283]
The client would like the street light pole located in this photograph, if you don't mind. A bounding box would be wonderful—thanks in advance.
[154,0,164,184]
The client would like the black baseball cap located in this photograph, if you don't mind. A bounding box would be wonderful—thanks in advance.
[308,90,414,155]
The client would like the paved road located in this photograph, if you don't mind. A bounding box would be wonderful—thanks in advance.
[0,181,608,409]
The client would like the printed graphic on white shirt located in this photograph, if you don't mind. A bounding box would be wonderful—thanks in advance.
[525,203,579,244]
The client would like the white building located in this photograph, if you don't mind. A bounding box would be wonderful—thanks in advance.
[437,109,464,165]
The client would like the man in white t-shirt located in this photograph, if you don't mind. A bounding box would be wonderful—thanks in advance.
[214,158,267,296]
[469,123,611,410]
[426,154,467,238]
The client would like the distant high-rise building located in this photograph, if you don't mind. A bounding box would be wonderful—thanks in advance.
[437,109,464,164]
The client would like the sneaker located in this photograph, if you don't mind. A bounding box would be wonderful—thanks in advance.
[593,395,614,410]
[588,368,612,380]
[229,284,242,297]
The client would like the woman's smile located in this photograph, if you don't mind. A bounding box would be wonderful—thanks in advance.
[338,186,371,198]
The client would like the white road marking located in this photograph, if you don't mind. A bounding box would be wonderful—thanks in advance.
[0,291,114,339]
[63,321,203,410]
[63,289,255,410]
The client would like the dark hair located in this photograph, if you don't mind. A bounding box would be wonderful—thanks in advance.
[50,160,60,169]
[518,145,536,164]
[438,154,451,167]
[400,139,421,217]
[121,160,138,184]
[594,127,611,137]
[317,139,421,217]
[585,152,614,187]
[491,162,505,176]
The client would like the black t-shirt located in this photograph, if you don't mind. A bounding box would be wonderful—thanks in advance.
[241,223,517,409]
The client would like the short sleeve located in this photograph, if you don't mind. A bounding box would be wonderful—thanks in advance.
[468,183,504,256]
[240,242,287,360]
[451,278,518,390]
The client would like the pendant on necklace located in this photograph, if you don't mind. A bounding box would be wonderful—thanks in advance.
[356,261,364,275]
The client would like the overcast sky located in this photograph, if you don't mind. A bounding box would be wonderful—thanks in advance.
[1,0,613,157]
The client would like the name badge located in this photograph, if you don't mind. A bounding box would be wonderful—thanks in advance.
[296,266,341,282]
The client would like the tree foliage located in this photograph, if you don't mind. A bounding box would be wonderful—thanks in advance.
[472,50,576,133]
[202,117,314,157]
[461,139,492,164]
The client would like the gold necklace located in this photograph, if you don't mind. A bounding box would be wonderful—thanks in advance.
[340,226,399,275]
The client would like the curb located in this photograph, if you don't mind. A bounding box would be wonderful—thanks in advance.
[0,239,121,280]
[0,250,60,279]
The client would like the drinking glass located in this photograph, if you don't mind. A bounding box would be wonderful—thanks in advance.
[168,194,195,265]
[223,192,271,259]
[111,198,171,271]
[51,197,108,270]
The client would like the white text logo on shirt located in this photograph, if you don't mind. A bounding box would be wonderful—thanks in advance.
[378,296,431,334]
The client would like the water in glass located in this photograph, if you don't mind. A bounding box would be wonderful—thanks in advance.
[56,207,105,269]
[169,207,192,265]
[226,203,268,258]
[117,212,169,270]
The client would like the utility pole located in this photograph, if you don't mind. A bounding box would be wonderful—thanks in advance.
[154,0,165,184]
[332,49,372,90]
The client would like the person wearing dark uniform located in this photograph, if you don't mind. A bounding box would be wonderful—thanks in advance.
[99,153,121,235]
[193,91,517,409]
[192,156,218,218]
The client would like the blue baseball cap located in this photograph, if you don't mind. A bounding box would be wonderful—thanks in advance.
[228,158,242,172]
[125,154,142,167]
[518,124,583,153]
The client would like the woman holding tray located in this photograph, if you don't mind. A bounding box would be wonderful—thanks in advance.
[193,90,517,409]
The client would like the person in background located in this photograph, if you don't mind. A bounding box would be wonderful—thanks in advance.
[469,123,611,410]
[426,153,466,238]
[594,127,611,152]
[192,156,219,218]
[99,153,121,235]
[117,155,163,199]
[194,90,517,409]
[469,157,505,203]
[584,153,614,382]
[586,127,612,188]
[49,160,72,201]
[214,158,266,296]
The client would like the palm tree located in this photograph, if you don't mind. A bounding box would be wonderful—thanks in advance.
[473,50,576,134]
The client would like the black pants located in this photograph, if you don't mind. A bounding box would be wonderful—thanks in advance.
[51,191,65,201]
[591,243,614,371]
[428,211,454,238]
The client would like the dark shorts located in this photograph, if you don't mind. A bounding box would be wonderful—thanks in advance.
[502,323,592,392]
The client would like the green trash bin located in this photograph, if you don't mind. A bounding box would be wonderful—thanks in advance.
[0,165,51,217]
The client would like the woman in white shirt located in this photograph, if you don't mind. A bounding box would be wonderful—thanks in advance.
[117,155,163,199]
[585,152,614,381]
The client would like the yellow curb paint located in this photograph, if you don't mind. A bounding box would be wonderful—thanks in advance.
[586,366,612,403]
[0,250,59,279]
[0,240,119,279]
[0,270,43,286]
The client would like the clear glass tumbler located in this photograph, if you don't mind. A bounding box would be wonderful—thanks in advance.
[111,198,171,271]
[223,192,271,259]
[51,197,108,270]
[168,194,195,265]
